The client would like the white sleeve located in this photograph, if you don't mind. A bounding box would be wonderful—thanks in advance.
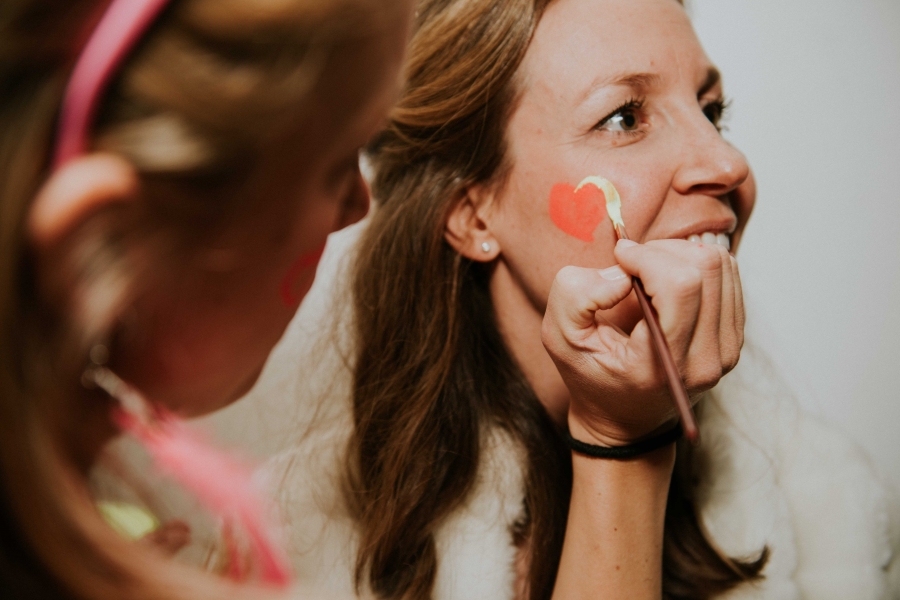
[774,413,896,600]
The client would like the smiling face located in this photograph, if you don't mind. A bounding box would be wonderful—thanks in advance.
[482,0,754,332]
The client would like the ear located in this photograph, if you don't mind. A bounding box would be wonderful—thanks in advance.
[444,184,500,261]
[335,168,371,232]
[28,153,138,251]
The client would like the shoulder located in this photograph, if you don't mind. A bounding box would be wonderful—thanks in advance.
[698,349,899,600]
[432,427,528,600]
[245,222,370,595]
[205,220,365,456]
[695,382,801,599]
[775,413,898,599]
[256,396,360,596]
[260,414,529,600]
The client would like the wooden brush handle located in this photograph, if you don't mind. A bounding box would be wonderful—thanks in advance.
[614,224,699,444]
[631,277,699,444]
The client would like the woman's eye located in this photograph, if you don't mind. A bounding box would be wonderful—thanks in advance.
[605,110,640,132]
[595,99,645,134]
[702,97,730,131]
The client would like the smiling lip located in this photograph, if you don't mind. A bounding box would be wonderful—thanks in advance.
[666,217,738,241]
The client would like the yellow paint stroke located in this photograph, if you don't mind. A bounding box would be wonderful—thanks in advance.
[575,175,624,232]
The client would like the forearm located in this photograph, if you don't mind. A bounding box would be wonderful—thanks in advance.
[552,429,675,600]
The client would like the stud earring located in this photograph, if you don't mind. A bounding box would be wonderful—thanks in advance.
[481,242,491,253]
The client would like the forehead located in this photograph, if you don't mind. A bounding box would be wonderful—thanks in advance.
[520,0,710,103]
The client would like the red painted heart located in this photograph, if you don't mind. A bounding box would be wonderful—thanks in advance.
[548,182,607,242]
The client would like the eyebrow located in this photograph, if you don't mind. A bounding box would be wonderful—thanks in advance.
[577,67,722,106]
[698,67,721,97]
[577,71,662,105]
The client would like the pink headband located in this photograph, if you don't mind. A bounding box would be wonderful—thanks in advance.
[53,0,173,169]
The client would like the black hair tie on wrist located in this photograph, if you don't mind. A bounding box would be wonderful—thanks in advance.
[564,423,683,459]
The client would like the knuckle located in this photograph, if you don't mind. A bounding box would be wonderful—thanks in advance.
[634,371,666,396]
[694,244,724,272]
[686,360,724,392]
[539,324,553,349]
[668,267,703,297]
[554,265,585,291]
[540,317,561,350]
[715,243,733,268]
[722,347,741,374]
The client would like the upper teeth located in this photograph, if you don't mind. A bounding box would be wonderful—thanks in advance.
[687,232,731,251]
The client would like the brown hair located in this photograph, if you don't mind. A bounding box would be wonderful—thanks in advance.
[0,0,383,597]
[348,0,767,598]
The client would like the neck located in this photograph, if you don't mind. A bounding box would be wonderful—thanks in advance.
[490,260,570,426]
[63,387,119,474]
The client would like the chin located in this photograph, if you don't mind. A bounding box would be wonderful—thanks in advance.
[172,364,266,419]
[231,364,266,402]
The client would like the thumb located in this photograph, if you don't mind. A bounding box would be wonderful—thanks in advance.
[543,265,633,349]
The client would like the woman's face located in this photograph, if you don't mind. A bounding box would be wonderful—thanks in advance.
[486,0,754,331]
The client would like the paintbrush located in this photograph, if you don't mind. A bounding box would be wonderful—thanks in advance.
[576,176,700,444]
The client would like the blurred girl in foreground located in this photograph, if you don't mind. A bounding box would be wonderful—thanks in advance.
[243,0,900,598]
[0,0,412,597]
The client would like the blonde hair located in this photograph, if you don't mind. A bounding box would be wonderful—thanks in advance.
[0,0,385,597]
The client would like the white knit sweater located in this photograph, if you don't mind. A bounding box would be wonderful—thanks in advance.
[223,221,900,600]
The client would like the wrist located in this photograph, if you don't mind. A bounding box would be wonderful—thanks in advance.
[565,424,682,461]
[567,412,679,448]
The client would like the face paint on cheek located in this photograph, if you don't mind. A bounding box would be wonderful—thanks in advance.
[580,175,625,234]
[548,181,607,242]
[279,243,326,308]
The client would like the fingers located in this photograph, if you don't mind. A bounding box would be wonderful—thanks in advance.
[542,265,633,354]
[543,264,670,443]
[718,246,739,372]
[614,238,743,391]
[542,242,746,444]
[613,240,705,365]
[731,255,745,356]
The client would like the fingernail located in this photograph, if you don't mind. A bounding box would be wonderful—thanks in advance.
[599,265,628,280]
[616,239,638,249]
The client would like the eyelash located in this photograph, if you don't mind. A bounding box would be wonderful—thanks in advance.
[593,97,646,135]
[703,96,731,131]
[594,95,732,136]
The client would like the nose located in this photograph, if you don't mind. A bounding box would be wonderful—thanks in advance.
[670,111,750,198]
[336,169,371,231]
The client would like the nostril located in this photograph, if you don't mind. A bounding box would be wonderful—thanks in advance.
[686,182,735,196]
[673,126,751,197]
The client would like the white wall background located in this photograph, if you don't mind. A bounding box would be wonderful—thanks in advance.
[688,0,900,487]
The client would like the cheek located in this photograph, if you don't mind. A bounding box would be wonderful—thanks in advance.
[733,175,756,228]
[273,188,345,308]
[548,182,608,242]
[279,243,326,308]
[596,169,669,240]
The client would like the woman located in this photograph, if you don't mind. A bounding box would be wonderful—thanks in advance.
[243,0,900,597]
[0,0,412,597]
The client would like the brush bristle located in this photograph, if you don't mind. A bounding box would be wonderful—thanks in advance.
[576,175,624,229]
